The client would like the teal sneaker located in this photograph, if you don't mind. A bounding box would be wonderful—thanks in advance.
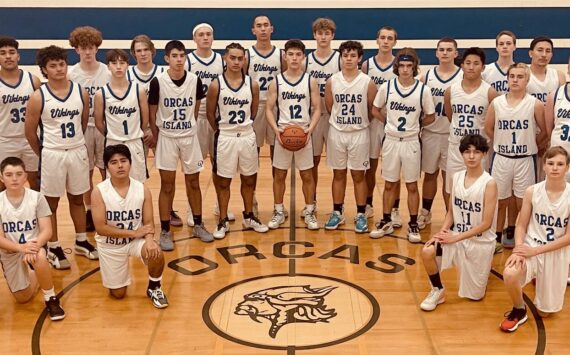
[325,211,345,230]
[354,213,368,233]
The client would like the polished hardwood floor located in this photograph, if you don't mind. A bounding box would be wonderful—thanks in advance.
[1,149,568,354]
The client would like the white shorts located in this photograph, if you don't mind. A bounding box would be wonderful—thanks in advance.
[0,251,32,293]
[369,119,385,159]
[105,138,148,183]
[155,134,204,175]
[326,127,370,171]
[312,112,330,157]
[213,131,258,178]
[441,238,495,300]
[40,145,90,197]
[95,237,146,289]
[273,136,314,171]
[85,125,105,170]
[522,241,570,313]
[421,132,448,174]
[0,136,39,172]
[381,136,421,183]
[490,153,537,200]
[445,143,464,194]
[253,102,276,147]
[196,113,214,159]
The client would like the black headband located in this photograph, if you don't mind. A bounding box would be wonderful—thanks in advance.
[398,54,414,62]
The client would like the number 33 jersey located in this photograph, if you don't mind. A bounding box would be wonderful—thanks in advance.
[0,70,35,138]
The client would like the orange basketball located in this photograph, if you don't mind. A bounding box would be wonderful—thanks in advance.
[280,126,307,151]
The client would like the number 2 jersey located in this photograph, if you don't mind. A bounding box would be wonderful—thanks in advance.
[100,82,144,141]
[216,74,255,134]
[0,70,35,138]
[276,73,312,129]
[0,188,51,245]
[550,84,570,150]
[526,180,570,247]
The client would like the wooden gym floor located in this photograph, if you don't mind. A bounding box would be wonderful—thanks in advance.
[1,149,567,355]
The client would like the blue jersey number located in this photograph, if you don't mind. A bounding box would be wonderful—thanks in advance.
[289,105,302,119]
[259,77,274,91]
[60,122,76,138]
[228,110,246,124]
[10,107,26,123]
[173,108,186,121]
[397,117,406,132]
[560,125,570,141]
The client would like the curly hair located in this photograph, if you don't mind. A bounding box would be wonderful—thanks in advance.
[69,26,103,48]
[36,45,67,78]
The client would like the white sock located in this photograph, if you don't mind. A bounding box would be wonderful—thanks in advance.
[275,203,284,212]
[149,275,162,282]
[85,204,91,211]
[305,204,315,213]
[47,241,60,249]
[42,287,56,302]
[75,233,87,242]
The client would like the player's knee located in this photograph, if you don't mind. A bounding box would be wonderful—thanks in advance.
[406,182,418,194]
[502,266,521,284]
[109,287,127,299]
[350,170,365,183]
[67,194,84,206]
[274,169,288,181]
[333,169,347,180]
[425,172,438,181]
[421,244,436,260]
[313,156,321,165]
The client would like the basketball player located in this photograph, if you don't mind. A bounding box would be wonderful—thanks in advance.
[500,146,570,332]
[25,45,98,270]
[266,39,321,230]
[361,26,399,224]
[418,37,462,229]
[0,37,41,191]
[420,134,497,311]
[305,18,340,215]
[206,43,267,239]
[370,48,435,242]
[92,145,168,308]
[545,60,570,179]
[148,40,213,250]
[482,30,516,95]
[0,157,65,320]
[485,63,547,258]
[68,26,111,232]
[128,35,164,94]
[94,49,148,182]
[527,36,565,104]
[324,40,377,233]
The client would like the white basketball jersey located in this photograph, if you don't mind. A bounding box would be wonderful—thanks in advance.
[0,70,35,138]
[364,57,396,88]
[247,46,281,102]
[68,62,111,125]
[493,94,538,156]
[186,51,224,117]
[216,75,254,134]
[526,181,570,247]
[276,73,312,129]
[482,62,509,95]
[39,81,85,149]
[423,67,462,134]
[383,79,426,138]
[329,71,371,132]
[449,80,491,144]
[155,70,198,138]
[451,170,496,243]
[306,50,340,110]
[127,64,164,93]
[527,67,560,104]
[101,82,144,141]
[0,189,45,244]
[550,84,570,150]
[95,178,144,247]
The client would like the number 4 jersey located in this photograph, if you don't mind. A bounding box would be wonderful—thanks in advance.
[0,188,52,245]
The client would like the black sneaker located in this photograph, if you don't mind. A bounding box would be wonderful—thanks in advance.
[47,246,71,270]
[86,210,95,232]
[75,240,99,260]
[45,296,65,321]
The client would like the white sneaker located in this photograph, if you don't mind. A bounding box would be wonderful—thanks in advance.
[370,220,394,239]
[420,287,445,311]
[300,203,317,218]
[391,208,402,228]
[417,208,432,230]
[243,216,269,233]
[304,210,319,230]
[214,203,236,221]
[365,204,374,219]
[187,204,194,227]
[213,219,229,239]
[408,223,422,243]
[268,210,286,229]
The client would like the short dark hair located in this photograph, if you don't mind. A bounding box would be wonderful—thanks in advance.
[0,37,19,50]
[165,40,186,56]
[36,45,68,79]
[496,30,517,46]
[103,144,132,168]
[437,37,458,49]
[459,134,489,153]
[252,15,272,28]
[224,42,245,55]
[462,47,486,64]
[376,26,398,41]
[1,157,25,173]
[393,47,420,77]
[530,36,553,51]
[284,39,305,53]
[339,40,364,58]
[105,49,129,63]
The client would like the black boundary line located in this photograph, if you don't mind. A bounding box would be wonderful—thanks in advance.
[288,165,297,277]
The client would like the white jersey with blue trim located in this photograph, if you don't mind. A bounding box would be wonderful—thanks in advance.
[550,84,570,150]
[127,64,164,94]
[527,67,560,104]
[68,62,111,126]
[186,51,224,116]
[247,46,281,102]
[102,82,144,141]
[381,78,430,138]
[0,69,35,138]
[329,71,371,132]
[451,170,496,243]
[39,81,85,149]
[448,80,491,144]
[526,180,570,247]
[0,189,50,244]
[155,70,198,138]
[305,50,340,110]
[482,62,509,95]
[492,94,538,156]
[364,56,396,88]
[423,67,463,134]
[276,73,312,129]
[216,75,254,134]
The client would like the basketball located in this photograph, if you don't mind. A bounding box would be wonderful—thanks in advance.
[280,125,307,151]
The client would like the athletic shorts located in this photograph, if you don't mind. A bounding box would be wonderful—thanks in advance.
[105,138,148,183]
[421,132,448,174]
[381,135,421,183]
[155,134,204,175]
[95,236,146,290]
[0,251,32,293]
[490,153,537,200]
[0,136,39,172]
[312,112,330,157]
[85,125,105,170]
[196,113,214,159]
[441,238,495,300]
[213,130,258,179]
[40,145,90,197]
[326,126,370,171]
[369,119,385,160]
[273,135,314,171]
[253,101,276,147]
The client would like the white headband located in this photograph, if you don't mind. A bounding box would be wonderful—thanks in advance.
[192,23,214,37]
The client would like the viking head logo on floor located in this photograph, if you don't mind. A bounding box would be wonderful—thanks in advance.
[234,285,337,338]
